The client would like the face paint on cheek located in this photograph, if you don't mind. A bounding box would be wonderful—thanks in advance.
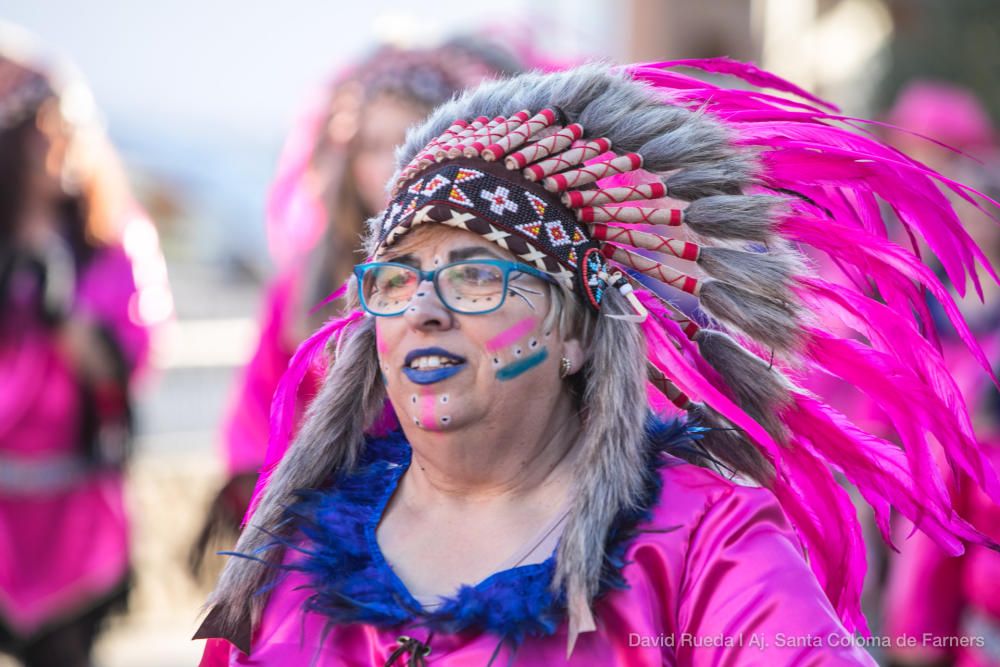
[495,347,548,381]
[485,317,538,353]
[376,327,389,355]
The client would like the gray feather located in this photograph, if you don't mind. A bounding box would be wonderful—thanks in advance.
[683,195,782,242]
[694,329,793,442]
[687,403,774,484]
[698,280,801,353]
[698,246,801,302]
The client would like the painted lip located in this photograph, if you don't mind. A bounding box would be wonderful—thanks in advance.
[402,347,467,385]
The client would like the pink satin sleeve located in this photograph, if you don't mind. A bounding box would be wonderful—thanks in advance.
[883,442,1000,666]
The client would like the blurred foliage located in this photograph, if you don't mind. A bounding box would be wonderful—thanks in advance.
[879,0,1000,121]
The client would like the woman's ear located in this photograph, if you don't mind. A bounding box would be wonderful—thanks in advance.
[561,336,586,377]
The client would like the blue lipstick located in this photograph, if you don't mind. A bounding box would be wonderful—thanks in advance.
[402,347,467,385]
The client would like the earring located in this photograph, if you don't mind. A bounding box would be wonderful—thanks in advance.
[559,357,572,379]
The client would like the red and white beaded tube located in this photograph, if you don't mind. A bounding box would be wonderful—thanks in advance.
[463,116,507,157]
[602,245,701,295]
[433,119,482,160]
[543,153,642,192]
[637,284,701,339]
[473,110,530,160]
[576,206,684,226]
[522,138,612,182]
[481,109,557,162]
[435,117,487,160]
[647,365,692,409]
[396,120,469,186]
[504,124,584,170]
[562,182,668,208]
[446,116,491,158]
[589,224,700,261]
[416,119,467,164]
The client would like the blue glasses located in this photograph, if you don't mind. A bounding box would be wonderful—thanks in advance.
[354,259,557,316]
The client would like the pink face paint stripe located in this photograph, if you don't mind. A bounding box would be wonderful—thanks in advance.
[420,390,439,432]
[485,317,537,352]
[376,328,389,355]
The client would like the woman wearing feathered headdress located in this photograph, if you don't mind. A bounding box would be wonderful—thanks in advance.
[197,60,999,666]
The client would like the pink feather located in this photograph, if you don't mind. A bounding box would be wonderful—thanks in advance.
[783,214,996,385]
[245,284,363,521]
[798,279,1000,502]
[635,58,837,110]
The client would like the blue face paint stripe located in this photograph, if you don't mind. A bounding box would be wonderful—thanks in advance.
[495,348,549,381]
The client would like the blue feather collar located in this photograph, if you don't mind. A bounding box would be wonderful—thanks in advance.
[267,416,701,645]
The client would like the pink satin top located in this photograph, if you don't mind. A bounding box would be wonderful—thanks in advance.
[199,461,877,666]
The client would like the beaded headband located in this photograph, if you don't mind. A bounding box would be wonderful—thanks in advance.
[374,107,779,329]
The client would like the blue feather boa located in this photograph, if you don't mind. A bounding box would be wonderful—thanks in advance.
[261,415,702,645]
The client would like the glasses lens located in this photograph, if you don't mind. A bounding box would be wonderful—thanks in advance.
[438,262,506,312]
[362,264,419,314]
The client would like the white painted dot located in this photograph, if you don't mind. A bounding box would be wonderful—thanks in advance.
[529,338,538,348]
[440,395,449,404]
[514,347,523,357]
[441,415,450,424]
[492,357,501,367]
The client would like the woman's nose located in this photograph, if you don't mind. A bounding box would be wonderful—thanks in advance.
[402,280,454,331]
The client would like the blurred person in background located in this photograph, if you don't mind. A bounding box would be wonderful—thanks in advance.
[0,28,171,667]
[189,39,527,575]
[882,81,1000,667]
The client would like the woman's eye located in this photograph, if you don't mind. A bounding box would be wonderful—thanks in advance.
[459,266,500,284]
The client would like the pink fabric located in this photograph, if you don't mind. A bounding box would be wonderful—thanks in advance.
[887,81,995,153]
[222,274,298,476]
[222,271,334,479]
[883,335,1000,667]
[884,441,1000,667]
[202,463,877,666]
[0,238,160,637]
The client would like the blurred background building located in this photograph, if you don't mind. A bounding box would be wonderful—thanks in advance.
[1,1,997,665]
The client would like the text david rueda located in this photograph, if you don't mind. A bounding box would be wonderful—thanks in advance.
[628,632,986,650]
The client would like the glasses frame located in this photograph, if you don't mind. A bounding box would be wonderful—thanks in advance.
[354,259,557,317]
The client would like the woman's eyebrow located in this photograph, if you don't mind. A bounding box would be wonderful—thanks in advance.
[384,253,420,267]
[449,246,505,262]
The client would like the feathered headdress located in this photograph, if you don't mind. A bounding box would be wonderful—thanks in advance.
[226,59,1000,647]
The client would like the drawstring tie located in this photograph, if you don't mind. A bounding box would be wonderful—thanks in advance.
[384,633,434,666]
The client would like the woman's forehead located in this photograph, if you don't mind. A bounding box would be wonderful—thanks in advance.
[384,222,516,261]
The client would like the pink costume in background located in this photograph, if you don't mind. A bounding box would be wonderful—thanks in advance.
[884,333,1000,667]
[0,212,169,639]
[222,274,312,477]
[201,460,876,666]
[881,81,1000,667]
